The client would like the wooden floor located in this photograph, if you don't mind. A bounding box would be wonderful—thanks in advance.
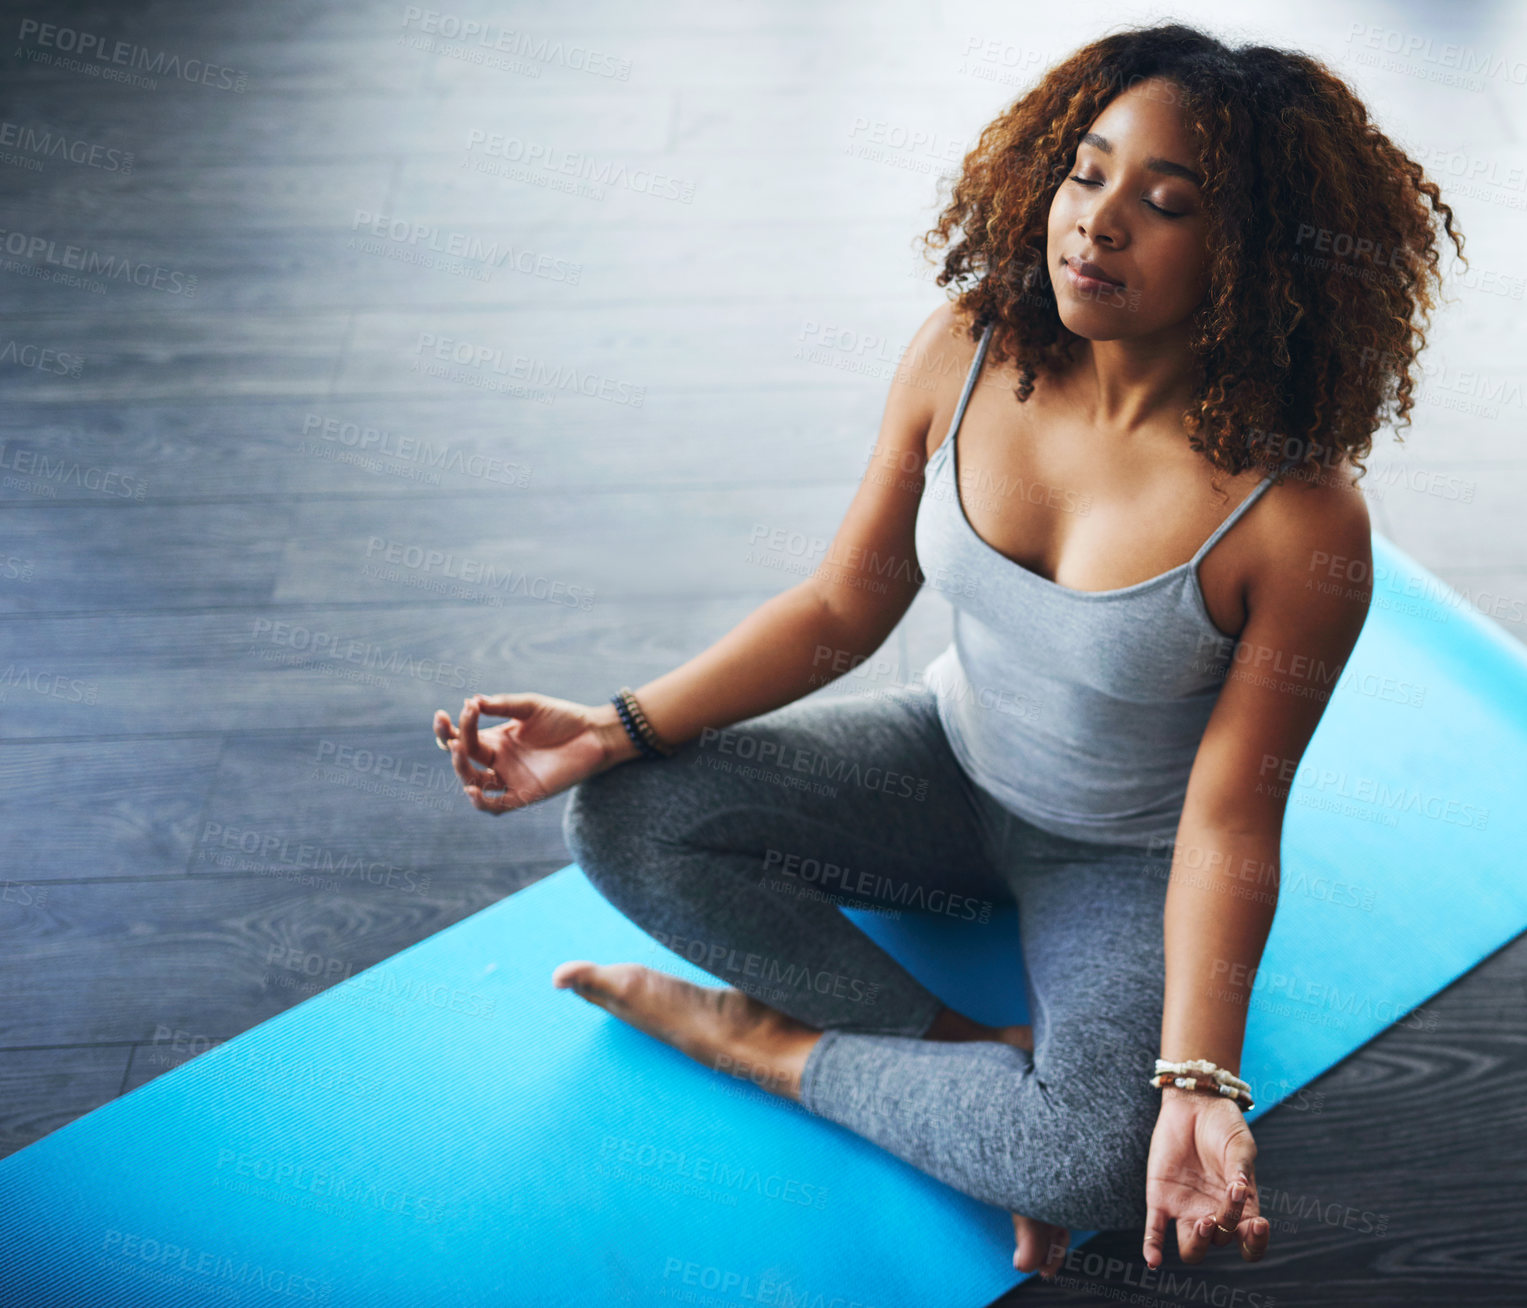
[1,1,1523,1303]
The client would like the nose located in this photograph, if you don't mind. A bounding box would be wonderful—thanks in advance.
[1078,190,1127,249]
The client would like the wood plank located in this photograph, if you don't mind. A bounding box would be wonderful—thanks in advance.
[0,862,568,1049]
[0,389,887,500]
[0,738,221,879]
[0,1044,133,1157]
[0,594,948,735]
[0,223,933,313]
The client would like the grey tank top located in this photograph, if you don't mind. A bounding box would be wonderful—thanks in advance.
[913,320,1279,847]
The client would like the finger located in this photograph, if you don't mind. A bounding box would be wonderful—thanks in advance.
[450,738,504,792]
[1212,1171,1251,1247]
[433,709,458,750]
[1239,1214,1271,1262]
[466,782,528,815]
[1012,1219,1043,1275]
[1142,1207,1170,1270]
[1178,1214,1213,1265]
[459,698,494,767]
[1234,1161,1269,1262]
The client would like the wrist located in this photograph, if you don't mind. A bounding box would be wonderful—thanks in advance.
[591,701,641,768]
[1158,1084,1247,1115]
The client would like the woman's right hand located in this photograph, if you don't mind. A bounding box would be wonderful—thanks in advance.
[433,692,633,814]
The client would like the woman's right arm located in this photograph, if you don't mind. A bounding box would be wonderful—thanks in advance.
[436,303,966,808]
[589,303,961,766]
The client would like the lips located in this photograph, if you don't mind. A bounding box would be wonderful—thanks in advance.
[1064,256,1125,288]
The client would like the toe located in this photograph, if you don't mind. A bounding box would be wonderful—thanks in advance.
[551,960,599,990]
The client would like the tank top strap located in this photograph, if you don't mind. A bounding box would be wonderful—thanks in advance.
[946,321,995,447]
[1188,473,1276,567]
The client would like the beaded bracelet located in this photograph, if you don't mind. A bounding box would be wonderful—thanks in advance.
[1151,1073,1255,1111]
[1150,1059,1255,1112]
[610,687,675,760]
[1155,1058,1253,1093]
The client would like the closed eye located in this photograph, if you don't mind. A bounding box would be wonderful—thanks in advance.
[1068,174,1184,219]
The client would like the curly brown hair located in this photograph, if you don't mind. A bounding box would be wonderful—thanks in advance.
[917,21,1465,488]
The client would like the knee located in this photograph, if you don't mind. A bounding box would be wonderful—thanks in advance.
[562,765,635,868]
[1006,1085,1156,1231]
[561,759,678,876]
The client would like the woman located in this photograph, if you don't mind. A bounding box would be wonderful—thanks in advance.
[433,22,1460,1278]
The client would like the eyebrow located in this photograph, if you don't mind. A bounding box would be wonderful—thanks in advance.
[1078,132,1203,186]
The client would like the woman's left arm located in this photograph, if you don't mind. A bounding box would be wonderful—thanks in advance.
[1143,473,1374,1269]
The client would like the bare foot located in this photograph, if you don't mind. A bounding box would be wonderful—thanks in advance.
[1012,1212,1069,1278]
[552,960,820,1101]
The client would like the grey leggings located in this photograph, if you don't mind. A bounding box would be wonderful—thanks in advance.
[560,682,1175,1231]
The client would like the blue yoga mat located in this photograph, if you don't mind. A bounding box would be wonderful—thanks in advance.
[3,533,1525,1307]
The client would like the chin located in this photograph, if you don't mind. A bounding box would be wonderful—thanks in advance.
[1055,309,1133,342]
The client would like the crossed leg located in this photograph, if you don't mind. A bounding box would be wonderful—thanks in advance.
[559,684,1164,1260]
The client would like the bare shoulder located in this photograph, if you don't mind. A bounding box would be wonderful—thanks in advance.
[902,301,984,460]
[1248,460,1374,611]
[908,299,981,382]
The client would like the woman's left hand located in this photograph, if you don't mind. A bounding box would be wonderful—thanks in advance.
[1141,1087,1270,1268]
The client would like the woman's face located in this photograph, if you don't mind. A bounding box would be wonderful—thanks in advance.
[1046,76,1210,343]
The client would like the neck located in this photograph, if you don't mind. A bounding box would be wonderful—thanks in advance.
[1070,329,1200,437]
